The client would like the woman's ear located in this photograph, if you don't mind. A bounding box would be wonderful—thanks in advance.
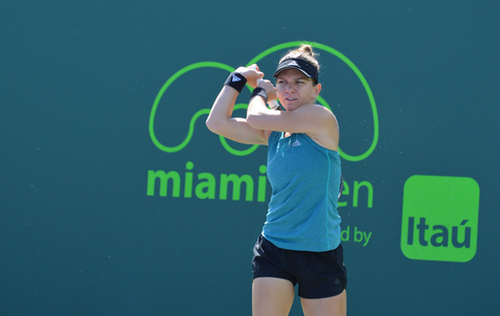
[313,83,322,98]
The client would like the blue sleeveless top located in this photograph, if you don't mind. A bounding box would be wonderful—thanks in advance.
[262,131,342,252]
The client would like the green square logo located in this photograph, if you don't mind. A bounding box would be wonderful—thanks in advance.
[401,175,480,262]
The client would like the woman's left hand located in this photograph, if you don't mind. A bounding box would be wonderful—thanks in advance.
[257,79,278,102]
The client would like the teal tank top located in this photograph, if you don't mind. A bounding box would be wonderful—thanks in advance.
[263,131,342,252]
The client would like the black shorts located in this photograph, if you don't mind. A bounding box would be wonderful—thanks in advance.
[252,235,347,299]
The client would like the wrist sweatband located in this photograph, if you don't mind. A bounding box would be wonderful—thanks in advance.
[224,72,247,93]
[249,87,268,103]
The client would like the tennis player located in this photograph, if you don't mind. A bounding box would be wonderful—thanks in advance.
[206,44,347,316]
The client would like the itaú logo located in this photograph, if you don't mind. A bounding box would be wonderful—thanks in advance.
[148,41,379,162]
[400,175,480,262]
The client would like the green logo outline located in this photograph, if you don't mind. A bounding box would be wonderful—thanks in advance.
[149,41,379,161]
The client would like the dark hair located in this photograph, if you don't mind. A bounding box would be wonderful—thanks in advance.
[280,44,320,74]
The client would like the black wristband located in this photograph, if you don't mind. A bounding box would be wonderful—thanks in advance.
[224,72,247,93]
[249,87,268,103]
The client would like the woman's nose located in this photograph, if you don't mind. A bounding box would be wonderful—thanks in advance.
[285,83,295,92]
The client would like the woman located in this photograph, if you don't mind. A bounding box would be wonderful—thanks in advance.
[206,45,347,316]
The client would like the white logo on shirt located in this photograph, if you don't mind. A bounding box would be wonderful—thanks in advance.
[292,139,302,147]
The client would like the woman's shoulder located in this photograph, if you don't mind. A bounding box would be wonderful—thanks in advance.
[303,104,339,151]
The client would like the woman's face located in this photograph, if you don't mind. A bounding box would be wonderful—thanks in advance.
[276,68,321,111]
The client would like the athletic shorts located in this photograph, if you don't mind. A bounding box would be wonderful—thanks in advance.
[252,235,347,299]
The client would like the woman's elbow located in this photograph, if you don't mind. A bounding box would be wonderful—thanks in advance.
[205,117,219,133]
[246,113,263,130]
[246,113,257,128]
[206,116,229,134]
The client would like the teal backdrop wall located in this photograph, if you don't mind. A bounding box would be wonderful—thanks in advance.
[1,1,499,315]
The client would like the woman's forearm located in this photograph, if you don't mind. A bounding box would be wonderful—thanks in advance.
[206,85,239,134]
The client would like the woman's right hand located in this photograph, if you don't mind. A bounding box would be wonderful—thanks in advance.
[235,65,264,88]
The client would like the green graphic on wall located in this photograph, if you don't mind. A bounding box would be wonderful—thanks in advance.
[401,175,480,262]
[149,41,379,161]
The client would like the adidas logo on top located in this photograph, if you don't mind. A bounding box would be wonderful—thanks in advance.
[287,60,299,67]
[232,75,241,82]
